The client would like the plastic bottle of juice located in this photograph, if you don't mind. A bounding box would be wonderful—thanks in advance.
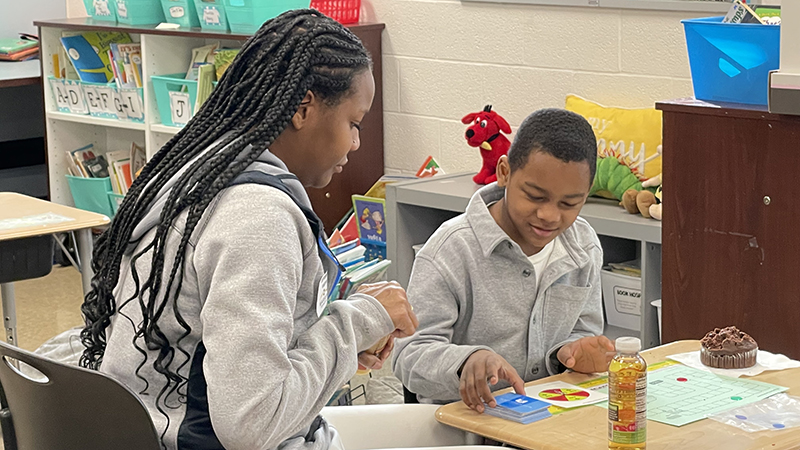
[608,337,647,450]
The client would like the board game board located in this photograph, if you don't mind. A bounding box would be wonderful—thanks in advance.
[581,363,787,426]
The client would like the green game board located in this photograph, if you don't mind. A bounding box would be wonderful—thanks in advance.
[587,364,787,427]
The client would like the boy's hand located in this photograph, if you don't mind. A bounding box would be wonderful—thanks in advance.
[459,350,525,413]
[557,336,616,374]
[358,336,395,371]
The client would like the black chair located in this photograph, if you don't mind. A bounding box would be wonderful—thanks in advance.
[403,385,419,404]
[0,340,160,450]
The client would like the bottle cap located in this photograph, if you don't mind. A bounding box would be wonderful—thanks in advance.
[615,337,642,353]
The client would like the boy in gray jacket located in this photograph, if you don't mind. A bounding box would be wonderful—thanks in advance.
[393,109,615,411]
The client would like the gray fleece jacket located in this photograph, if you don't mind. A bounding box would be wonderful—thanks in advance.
[392,183,604,403]
[100,145,394,450]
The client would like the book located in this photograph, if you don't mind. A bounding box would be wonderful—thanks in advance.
[185,43,219,82]
[106,149,130,194]
[0,38,38,55]
[64,151,82,177]
[83,155,110,178]
[0,46,39,61]
[195,64,215,112]
[723,0,764,24]
[753,5,781,25]
[114,159,133,194]
[60,32,132,83]
[212,48,240,80]
[70,144,96,177]
[352,195,386,245]
[59,32,80,80]
[130,142,146,180]
[483,393,552,424]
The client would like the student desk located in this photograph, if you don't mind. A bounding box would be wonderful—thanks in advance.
[0,193,109,345]
[0,61,41,89]
[435,340,800,450]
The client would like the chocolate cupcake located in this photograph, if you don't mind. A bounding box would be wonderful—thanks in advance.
[700,326,758,369]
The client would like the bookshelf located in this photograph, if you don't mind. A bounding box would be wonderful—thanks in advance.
[35,18,386,229]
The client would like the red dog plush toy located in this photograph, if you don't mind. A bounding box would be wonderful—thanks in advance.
[462,105,512,185]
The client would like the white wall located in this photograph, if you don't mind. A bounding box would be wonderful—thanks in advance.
[369,0,708,174]
[0,0,66,38]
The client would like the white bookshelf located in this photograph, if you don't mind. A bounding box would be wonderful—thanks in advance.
[36,18,248,205]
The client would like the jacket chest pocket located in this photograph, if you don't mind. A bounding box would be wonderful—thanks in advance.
[543,284,592,333]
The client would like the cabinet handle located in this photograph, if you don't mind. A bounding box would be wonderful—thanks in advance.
[325,192,331,198]
[764,196,771,206]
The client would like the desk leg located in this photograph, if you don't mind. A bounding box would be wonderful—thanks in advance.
[1,283,17,346]
[75,228,94,297]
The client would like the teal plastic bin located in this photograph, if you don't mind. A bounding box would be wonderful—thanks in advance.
[161,0,200,27]
[152,73,198,127]
[194,0,228,31]
[682,17,780,106]
[80,80,119,119]
[224,0,310,34]
[83,0,117,22]
[109,192,125,215]
[66,176,115,217]
[115,0,166,25]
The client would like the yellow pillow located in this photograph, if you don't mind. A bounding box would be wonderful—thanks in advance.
[565,95,662,182]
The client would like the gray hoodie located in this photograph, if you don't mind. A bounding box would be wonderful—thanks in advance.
[100,143,394,450]
[392,183,603,403]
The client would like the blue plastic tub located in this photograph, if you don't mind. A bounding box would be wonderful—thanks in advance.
[115,0,166,25]
[160,0,200,27]
[224,0,310,34]
[83,0,118,22]
[682,16,780,106]
[194,0,228,31]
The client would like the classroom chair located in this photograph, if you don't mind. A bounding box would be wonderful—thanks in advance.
[321,403,487,450]
[0,340,161,450]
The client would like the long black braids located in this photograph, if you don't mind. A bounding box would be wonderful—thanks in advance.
[79,8,372,420]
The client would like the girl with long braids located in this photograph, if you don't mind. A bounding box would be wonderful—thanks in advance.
[80,10,417,450]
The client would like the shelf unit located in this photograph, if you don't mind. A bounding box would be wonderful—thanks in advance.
[386,173,662,349]
[35,18,385,219]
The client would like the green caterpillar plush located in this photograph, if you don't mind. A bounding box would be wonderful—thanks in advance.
[590,156,644,200]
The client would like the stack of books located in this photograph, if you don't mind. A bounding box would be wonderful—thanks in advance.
[484,393,552,425]
[0,37,39,62]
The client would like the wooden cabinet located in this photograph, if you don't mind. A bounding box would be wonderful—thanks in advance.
[657,98,800,359]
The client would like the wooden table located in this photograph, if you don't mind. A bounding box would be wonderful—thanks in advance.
[0,193,109,345]
[436,341,800,450]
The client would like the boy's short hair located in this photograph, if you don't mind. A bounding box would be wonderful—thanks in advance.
[508,108,597,182]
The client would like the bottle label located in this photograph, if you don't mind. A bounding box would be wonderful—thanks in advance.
[608,372,646,445]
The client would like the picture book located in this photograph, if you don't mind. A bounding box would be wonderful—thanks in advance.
[352,195,386,245]
[212,48,240,80]
[60,32,133,83]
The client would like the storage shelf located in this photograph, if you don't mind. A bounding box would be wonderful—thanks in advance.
[34,17,385,41]
[46,111,146,131]
[390,172,661,244]
[150,123,182,134]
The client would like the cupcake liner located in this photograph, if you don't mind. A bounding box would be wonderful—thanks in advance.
[701,346,758,369]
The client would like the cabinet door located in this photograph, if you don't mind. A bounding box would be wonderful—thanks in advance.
[662,107,800,358]
[306,25,384,233]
